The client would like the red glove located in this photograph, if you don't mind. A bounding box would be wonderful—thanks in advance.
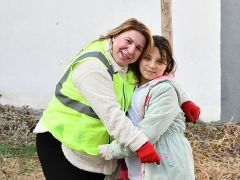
[136,141,160,164]
[181,101,200,123]
[117,159,128,180]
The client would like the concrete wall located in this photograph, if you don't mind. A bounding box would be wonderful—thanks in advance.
[221,0,240,123]
[0,0,221,122]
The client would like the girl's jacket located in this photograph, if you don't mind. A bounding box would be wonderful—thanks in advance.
[105,76,195,180]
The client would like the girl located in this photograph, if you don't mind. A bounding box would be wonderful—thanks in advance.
[99,35,196,180]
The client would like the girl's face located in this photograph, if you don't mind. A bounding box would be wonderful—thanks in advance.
[112,30,146,67]
[139,47,167,85]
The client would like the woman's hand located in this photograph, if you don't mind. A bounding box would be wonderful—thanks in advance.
[181,101,201,123]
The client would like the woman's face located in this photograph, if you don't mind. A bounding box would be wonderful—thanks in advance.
[139,47,167,85]
[112,30,146,67]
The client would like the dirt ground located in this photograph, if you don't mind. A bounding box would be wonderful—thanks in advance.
[0,156,44,180]
[0,104,240,180]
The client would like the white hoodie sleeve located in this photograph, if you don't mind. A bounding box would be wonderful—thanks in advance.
[72,60,148,151]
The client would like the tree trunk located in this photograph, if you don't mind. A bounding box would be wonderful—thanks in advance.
[161,0,173,48]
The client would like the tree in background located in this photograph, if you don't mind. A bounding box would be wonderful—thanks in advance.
[161,0,172,48]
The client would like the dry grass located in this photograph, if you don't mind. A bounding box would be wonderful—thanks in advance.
[0,156,44,180]
[185,122,240,180]
[0,104,44,179]
[0,104,240,180]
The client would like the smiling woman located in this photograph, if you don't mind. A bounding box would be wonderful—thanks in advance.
[111,30,147,66]
[32,18,161,180]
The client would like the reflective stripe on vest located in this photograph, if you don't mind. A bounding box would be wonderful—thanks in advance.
[55,51,114,119]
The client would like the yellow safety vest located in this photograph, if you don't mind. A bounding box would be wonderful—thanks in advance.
[40,40,136,155]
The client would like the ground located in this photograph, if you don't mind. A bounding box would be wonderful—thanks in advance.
[0,104,239,180]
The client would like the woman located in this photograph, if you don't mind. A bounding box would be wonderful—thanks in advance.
[34,18,160,180]
[99,35,196,180]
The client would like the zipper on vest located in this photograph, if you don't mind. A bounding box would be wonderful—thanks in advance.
[123,82,126,112]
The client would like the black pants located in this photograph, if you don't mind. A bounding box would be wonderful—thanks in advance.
[36,132,105,180]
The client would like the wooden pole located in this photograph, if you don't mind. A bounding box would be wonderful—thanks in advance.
[161,0,173,48]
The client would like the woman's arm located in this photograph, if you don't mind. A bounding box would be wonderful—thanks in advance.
[99,140,135,160]
[72,60,148,151]
[173,81,200,123]
[99,82,180,159]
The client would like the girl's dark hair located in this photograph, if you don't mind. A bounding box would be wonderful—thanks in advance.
[130,35,176,83]
[153,35,176,74]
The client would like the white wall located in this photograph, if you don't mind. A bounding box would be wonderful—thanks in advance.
[0,0,160,107]
[0,0,220,121]
[173,0,220,122]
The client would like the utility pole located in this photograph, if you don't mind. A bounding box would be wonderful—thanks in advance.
[161,0,173,48]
